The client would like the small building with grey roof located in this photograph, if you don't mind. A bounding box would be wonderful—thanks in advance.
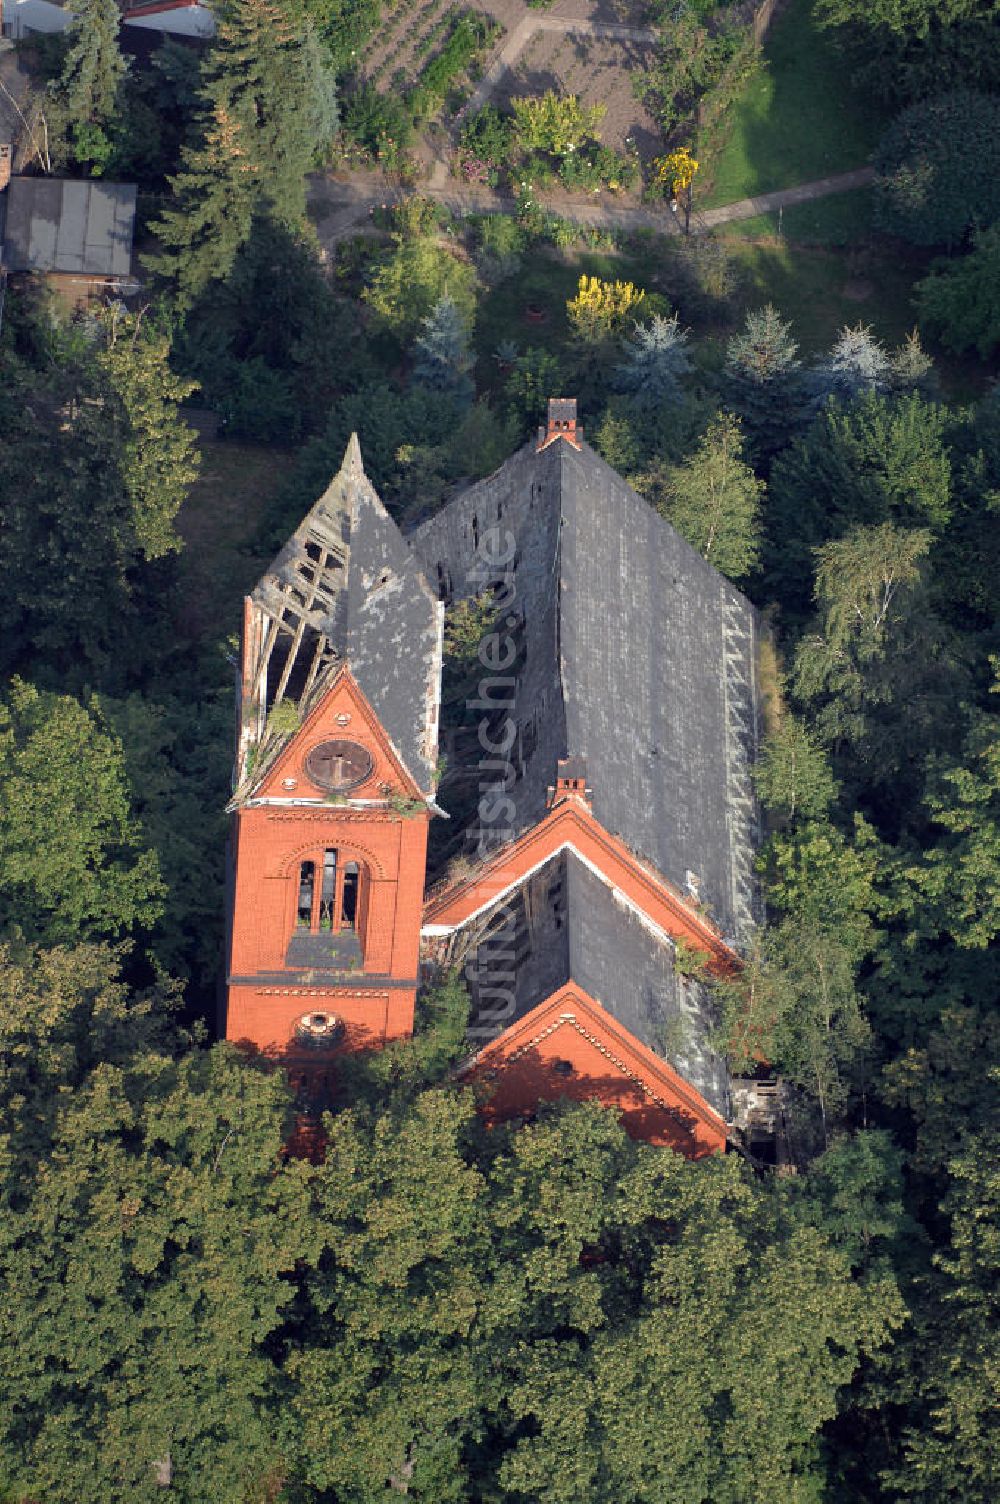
[0,176,136,297]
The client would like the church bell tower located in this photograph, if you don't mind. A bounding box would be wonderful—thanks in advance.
[224,437,443,1084]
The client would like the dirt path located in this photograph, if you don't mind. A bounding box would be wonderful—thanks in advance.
[310,162,876,248]
[698,166,875,228]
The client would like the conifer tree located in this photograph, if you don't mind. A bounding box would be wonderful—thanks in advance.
[55,0,126,168]
[613,313,691,409]
[809,323,893,409]
[97,307,199,560]
[723,304,805,463]
[147,0,336,307]
[412,295,474,406]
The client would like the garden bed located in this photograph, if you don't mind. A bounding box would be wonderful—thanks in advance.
[494,30,660,158]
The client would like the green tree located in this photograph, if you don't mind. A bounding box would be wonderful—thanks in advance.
[906,672,1000,951]
[504,346,564,428]
[363,230,477,341]
[412,295,474,405]
[890,1123,1000,1500]
[147,0,336,306]
[145,93,259,308]
[808,323,893,408]
[722,304,805,464]
[0,942,180,1171]
[0,681,162,946]
[97,306,199,560]
[917,223,1000,358]
[791,523,932,742]
[98,692,231,989]
[286,1088,487,1500]
[767,391,951,618]
[0,1040,310,1504]
[0,295,197,679]
[753,713,839,826]
[287,1096,903,1500]
[873,89,1000,247]
[816,0,1000,105]
[177,216,368,442]
[55,0,126,171]
[655,410,763,583]
[613,313,692,409]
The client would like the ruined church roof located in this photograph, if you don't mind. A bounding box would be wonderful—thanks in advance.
[238,436,442,794]
[409,423,763,946]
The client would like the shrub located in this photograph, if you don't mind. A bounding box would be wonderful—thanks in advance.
[873,90,1000,248]
[511,90,606,156]
[566,274,646,342]
[559,144,638,194]
[459,104,514,167]
[342,84,413,156]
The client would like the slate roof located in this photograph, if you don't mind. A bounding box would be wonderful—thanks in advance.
[461,849,730,1117]
[409,431,763,947]
[240,436,442,794]
[1,178,136,277]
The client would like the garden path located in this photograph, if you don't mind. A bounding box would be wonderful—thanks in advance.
[309,164,876,245]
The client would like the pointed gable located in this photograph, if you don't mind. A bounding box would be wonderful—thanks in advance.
[236,437,443,802]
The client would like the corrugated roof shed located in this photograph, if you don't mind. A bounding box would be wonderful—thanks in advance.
[1,178,136,276]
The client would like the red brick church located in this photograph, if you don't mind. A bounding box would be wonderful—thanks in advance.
[224,401,765,1159]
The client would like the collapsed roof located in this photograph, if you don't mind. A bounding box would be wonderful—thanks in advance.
[235,436,443,799]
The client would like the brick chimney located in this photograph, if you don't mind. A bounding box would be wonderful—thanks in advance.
[537,397,582,452]
[547,756,592,807]
[0,144,12,194]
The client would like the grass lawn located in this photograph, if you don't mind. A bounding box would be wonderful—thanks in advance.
[176,440,292,643]
[700,0,888,209]
[717,187,875,246]
[725,238,919,352]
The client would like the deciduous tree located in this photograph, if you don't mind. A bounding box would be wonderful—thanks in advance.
[873,89,1000,247]
[0,681,162,947]
[917,223,1000,358]
[655,410,763,583]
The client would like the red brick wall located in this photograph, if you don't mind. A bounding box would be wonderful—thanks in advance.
[464,984,728,1158]
[225,672,429,1056]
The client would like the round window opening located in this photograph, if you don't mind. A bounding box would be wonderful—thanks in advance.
[305,739,373,792]
[552,1059,575,1077]
[295,1011,345,1048]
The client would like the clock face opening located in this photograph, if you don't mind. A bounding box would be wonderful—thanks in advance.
[305,739,374,792]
